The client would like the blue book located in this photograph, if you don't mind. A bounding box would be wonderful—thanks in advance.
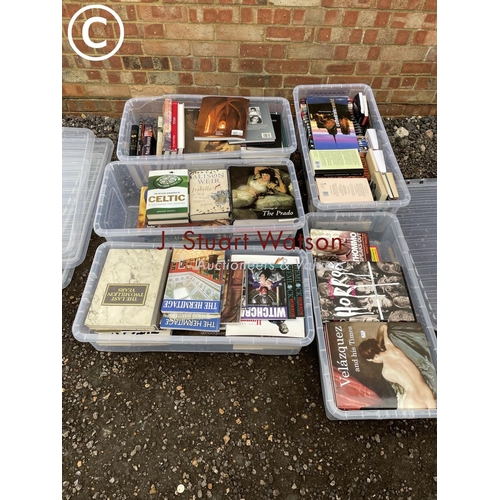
[160,315,221,332]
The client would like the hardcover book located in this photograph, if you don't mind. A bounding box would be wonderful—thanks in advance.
[129,125,139,156]
[161,249,226,315]
[229,165,299,225]
[184,108,241,154]
[324,321,437,411]
[194,96,250,141]
[160,315,221,332]
[315,260,416,322]
[220,260,245,324]
[188,169,231,221]
[84,248,172,331]
[306,96,360,150]
[309,229,371,263]
[137,186,148,228]
[229,102,276,144]
[309,149,365,177]
[145,169,189,223]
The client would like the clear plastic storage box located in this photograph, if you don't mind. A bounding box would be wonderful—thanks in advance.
[72,242,315,355]
[93,158,305,243]
[397,178,437,330]
[116,94,297,161]
[62,128,113,288]
[293,84,411,213]
[303,211,437,420]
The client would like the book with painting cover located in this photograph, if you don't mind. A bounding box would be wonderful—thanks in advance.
[188,169,231,221]
[194,96,250,141]
[229,165,299,225]
[324,321,437,411]
[241,263,289,321]
[306,96,360,150]
[184,108,241,154]
[315,260,415,322]
[309,229,371,263]
[161,249,225,315]
[225,254,305,338]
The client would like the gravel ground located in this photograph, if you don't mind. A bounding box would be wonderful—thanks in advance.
[62,113,437,500]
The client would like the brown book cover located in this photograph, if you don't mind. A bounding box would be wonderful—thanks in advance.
[194,96,249,141]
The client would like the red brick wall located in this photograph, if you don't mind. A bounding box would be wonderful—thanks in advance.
[62,0,437,118]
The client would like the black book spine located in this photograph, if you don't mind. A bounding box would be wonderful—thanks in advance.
[129,125,139,156]
[292,264,304,317]
[285,266,296,319]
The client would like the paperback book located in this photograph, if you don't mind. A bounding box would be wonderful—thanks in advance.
[309,149,365,177]
[324,321,437,411]
[229,102,276,144]
[243,112,284,150]
[315,260,415,322]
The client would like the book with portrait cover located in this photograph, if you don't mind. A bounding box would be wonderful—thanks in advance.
[309,229,371,263]
[84,248,172,331]
[229,102,276,144]
[194,96,250,141]
[306,96,360,150]
[315,260,415,323]
[242,112,283,149]
[161,249,225,315]
[229,165,299,225]
[324,321,437,411]
[188,169,231,221]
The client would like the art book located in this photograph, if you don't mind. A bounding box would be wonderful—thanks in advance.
[84,248,172,331]
[315,260,415,322]
[229,165,299,225]
[161,249,225,316]
[145,169,189,224]
[324,321,437,411]
[184,108,241,154]
[306,96,360,150]
[220,260,245,324]
[316,177,373,203]
[309,149,365,177]
[160,315,221,332]
[194,96,250,141]
[188,169,231,221]
[243,112,284,150]
[225,254,305,338]
[309,229,371,263]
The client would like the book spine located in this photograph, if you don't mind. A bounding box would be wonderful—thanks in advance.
[156,116,164,156]
[171,101,178,153]
[177,102,185,154]
[160,315,221,332]
[284,266,296,319]
[162,98,172,154]
[292,264,304,317]
[141,122,155,156]
[129,125,139,156]
[137,119,145,156]
[299,98,314,150]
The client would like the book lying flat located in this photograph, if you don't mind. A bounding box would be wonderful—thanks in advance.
[194,96,250,141]
[229,102,276,144]
[316,177,374,203]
